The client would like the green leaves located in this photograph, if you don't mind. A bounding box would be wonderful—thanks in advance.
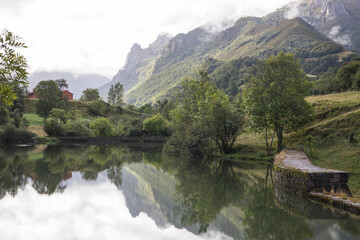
[0,29,28,106]
[243,51,313,152]
[167,71,243,156]
[80,88,100,101]
[107,83,124,106]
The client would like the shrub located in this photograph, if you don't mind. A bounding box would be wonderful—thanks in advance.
[64,121,92,137]
[49,108,68,123]
[87,100,105,116]
[113,123,124,137]
[0,106,10,125]
[44,119,65,137]
[142,113,169,136]
[90,117,113,137]
[0,124,35,144]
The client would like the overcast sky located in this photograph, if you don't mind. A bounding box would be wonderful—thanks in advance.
[0,0,292,78]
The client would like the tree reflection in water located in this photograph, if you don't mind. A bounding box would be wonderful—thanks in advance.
[0,144,143,197]
[0,145,360,239]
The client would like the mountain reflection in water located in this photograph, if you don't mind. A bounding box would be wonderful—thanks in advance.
[0,144,359,240]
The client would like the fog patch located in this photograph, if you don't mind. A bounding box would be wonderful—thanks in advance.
[329,25,351,46]
[285,1,301,19]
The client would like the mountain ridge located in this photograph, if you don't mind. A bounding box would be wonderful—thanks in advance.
[99,0,360,105]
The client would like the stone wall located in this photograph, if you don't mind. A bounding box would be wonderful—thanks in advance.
[274,150,351,196]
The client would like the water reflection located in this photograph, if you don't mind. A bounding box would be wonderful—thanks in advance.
[0,145,359,240]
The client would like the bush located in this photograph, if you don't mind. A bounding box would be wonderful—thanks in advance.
[90,117,114,137]
[64,121,92,137]
[12,110,29,128]
[142,113,169,136]
[0,106,10,125]
[44,119,65,137]
[113,123,124,137]
[0,124,35,144]
[87,100,105,116]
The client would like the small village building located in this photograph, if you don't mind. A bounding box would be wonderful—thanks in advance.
[62,90,73,100]
[29,90,73,100]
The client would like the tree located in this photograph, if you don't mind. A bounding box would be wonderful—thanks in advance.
[55,79,68,91]
[243,52,313,153]
[34,80,62,119]
[336,60,360,91]
[167,71,243,156]
[80,88,100,101]
[0,29,28,106]
[107,83,124,106]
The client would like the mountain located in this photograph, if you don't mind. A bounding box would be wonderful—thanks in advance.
[101,0,360,106]
[98,33,172,99]
[27,71,111,99]
[124,18,350,105]
[264,0,360,52]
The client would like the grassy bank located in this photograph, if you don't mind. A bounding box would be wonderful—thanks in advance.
[288,91,360,198]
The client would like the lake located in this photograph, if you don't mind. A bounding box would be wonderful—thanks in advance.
[0,144,359,240]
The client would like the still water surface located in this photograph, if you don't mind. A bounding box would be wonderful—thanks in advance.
[0,144,359,240]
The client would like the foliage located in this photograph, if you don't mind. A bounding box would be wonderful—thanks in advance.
[11,109,29,128]
[166,71,244,157]
[49,108,68,124]
[90,117,114,137]
[336,60,360,91]
[87,100,106,116]
[243,52,313,153]
[64,121,92,137]
[142,113,169,136]
[108,83,124,106]
[0,124,35,144]
[44,119,65,137]
[0,106,10,125]
[34,80,62,119]
[55,79,68,91]
[80,88,101,101]
[0,29,28,106]
[113,123,124,137]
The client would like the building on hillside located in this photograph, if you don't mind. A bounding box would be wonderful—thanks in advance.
[28,90,73,100]
[28,92,37,99]
[62,90,73,100]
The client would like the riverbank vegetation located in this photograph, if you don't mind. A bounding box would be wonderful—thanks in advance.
[1,32,360,198]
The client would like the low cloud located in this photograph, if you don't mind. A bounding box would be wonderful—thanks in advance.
[284,1,301,19]
[328,25,351,46]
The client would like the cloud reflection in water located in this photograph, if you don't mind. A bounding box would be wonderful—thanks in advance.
[0,172,230,240]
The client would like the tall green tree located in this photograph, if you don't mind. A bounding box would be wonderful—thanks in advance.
[336,60,360,91]
[243,52,313,153]
[0,29,28,106]
[80,88,100,101]
[34,80,62,119]
[107,83,124,106]
[167,71,243,156]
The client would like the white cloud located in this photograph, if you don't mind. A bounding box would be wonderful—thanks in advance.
[328,25,351,46]
[0,0,292,78]
[0,173,230,240]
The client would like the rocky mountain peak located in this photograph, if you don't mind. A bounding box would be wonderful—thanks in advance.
[123,43,146,70]
[148,33,172,54]
[294,0,351,25]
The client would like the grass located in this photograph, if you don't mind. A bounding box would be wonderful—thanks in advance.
[322,188,360,204]
[286,91,360,198]
[24,113,44,126]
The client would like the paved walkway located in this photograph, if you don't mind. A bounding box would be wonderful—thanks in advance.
[276,150,346,174]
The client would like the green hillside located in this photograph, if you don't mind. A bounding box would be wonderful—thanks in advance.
[288,92,360,197]
[124,17,351,105]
